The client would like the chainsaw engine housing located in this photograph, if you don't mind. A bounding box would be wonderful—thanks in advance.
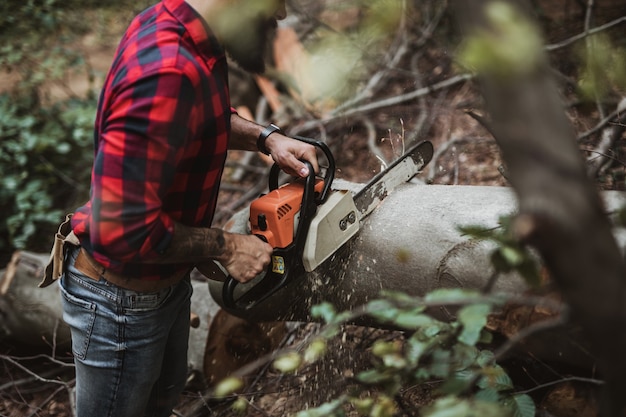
[250,179,325,249]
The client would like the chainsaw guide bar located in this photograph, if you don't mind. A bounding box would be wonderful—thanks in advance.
[302,139,433,273]
[352,140,434,219]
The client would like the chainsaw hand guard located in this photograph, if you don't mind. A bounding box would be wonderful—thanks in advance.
[222,137,335,313]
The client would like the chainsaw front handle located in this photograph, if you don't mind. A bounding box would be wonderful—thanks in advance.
[222,160,318,312]
[269,136,335,204]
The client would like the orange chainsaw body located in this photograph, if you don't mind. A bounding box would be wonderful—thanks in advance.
[250,179,324,249]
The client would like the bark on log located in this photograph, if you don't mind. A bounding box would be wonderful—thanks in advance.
[209,184,626,323]
[0,251,71,348]
[207,184,626,370]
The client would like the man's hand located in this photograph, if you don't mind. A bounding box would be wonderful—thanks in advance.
[218,232,273,283]
[228,114,320,177]
[264,133,320,177]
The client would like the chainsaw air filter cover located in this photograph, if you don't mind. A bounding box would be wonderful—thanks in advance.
[249,179,325,249]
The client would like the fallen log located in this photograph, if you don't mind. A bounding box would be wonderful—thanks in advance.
[210,184,624,320]
[0,251,71,348]
[208,184,626,367]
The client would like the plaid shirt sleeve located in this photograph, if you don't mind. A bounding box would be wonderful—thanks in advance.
[88,68,198,267]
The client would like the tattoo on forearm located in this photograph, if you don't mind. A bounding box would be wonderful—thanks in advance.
[149,221,227,264]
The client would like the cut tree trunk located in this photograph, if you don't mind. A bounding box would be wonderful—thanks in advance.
[209,184,626,323]
[0,251,71,348]
[208,184,626,370]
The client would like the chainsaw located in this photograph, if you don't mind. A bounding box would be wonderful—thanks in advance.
[219,136,434,313]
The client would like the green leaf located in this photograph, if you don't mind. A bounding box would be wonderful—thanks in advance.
[303,339,327,364]
[356,369,392,385]
[458,224,497,240]
[311,302,336,323]
[392,312,433,329]
[213,376,243,398]
[366,299,399,322]
[295,396,346,417]
[405,338,428,365]
[56,142,71,154]
[371,340,401,357]
[477,350,495,367]
[479,365,514,391]
[479,329,494,344]
[506,394,536,417]
[457,303,491,346]
[230,397,248,415]
[422,323,445,338]
[451,343,480,370]
[475,387,501,403]
[438,371,475,395]
[272,351,302,374]
[457,1,544,79]
[424,288,481,304]
[382,354,407,369]
[499,246,524,267]
[349,397,374,415]
[430,349,451,378]
[422,396,510,417]
[369,395,397,417]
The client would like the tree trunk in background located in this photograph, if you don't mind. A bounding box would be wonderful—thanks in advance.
[452,0,626,415]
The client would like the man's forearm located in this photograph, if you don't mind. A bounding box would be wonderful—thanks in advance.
[229,113,265,151]
[147,221,230,264]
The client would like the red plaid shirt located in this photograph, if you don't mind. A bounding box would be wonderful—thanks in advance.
[72,0,231,281]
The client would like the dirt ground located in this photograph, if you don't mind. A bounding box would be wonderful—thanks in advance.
[1,0,626,416]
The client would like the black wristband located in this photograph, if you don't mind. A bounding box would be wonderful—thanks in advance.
[257,123,281,155]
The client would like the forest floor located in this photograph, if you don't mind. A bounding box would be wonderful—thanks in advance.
[1,0,626,416]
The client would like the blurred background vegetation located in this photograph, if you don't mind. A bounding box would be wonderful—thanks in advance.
[0,0,152,260]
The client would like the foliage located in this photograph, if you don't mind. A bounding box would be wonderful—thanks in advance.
[0,0,150,256]
[457,1,544,79]
[577,33,626,100]
[0,93,94,252]
[1,0,88,97]
[280,0,410,112]
[0,0,151,96]
[263,289,536,417]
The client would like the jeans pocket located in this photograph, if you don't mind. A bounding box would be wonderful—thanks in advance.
[123,286,173,313]
[123,278,191,313]
[60,278,97,360]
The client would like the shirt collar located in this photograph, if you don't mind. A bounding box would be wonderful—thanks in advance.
[163,0,225,60]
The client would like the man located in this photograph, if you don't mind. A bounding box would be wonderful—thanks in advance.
[56,0,318,415]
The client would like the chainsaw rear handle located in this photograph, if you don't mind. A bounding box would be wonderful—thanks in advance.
[222,160,318,312]
[268,136,335,204]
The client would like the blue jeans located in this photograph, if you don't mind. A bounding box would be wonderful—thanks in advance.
[59,246,192,417]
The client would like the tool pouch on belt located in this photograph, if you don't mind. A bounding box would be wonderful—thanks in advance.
[39,213,80,288]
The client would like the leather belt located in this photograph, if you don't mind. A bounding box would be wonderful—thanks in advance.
[74,248,188,292]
